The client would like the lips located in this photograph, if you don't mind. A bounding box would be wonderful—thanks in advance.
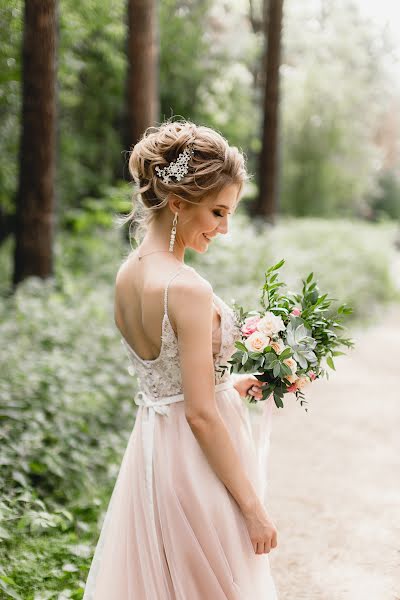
[203,234,212,241]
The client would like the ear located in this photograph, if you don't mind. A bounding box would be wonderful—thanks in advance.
[167,193,185,215]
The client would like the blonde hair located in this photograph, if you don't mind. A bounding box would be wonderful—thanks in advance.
[118,118,249,245]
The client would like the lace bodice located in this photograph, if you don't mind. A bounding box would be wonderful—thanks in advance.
[120,265,242,399]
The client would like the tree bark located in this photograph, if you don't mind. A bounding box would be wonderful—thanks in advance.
[125,0,159,156]
[253,0,283,223]
[13,0,58,285]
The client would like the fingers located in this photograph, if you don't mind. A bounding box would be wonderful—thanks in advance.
[271,531,278,549]
[248,380,265,400]
[255,541,271,554]
[263,541,271,554]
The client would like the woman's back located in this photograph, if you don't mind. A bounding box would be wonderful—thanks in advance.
[114,251,223,365]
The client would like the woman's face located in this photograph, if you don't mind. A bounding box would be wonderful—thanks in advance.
[178,183,239,253]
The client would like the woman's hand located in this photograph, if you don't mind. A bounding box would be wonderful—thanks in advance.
[233,374,265,401]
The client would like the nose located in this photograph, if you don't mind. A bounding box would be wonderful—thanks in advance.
[217,214,229,235]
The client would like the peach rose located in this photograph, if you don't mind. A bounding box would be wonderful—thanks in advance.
[291,307,302,316]
[285,373,299,384]
[241,315,261,337]
[307,370,317,381]
[283,357,298,374]
[296,375,310,389]
[270,339,285,355]
[244,331,270,353]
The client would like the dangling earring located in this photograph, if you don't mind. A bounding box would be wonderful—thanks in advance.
[169,213,178,252]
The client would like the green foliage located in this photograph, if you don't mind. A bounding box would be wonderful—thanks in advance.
[58,0,127,208]
[194,214,399,323]
[0,231,137,597]
[281,1,398,217]
[368,170,400,220]
[0,0,23,211]
[159,0,214,120]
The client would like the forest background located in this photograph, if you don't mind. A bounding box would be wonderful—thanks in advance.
[0,1,399,598]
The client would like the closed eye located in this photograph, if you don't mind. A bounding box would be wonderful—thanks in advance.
[213,211,224,217]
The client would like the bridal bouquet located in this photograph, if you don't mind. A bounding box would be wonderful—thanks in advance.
[228,259,354,411]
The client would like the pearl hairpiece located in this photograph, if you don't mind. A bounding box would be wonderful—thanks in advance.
[155,144,194,184]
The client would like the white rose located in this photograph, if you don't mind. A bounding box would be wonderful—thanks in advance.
[257,311,285,336]
[244,331,271,353]
[283,357,298,374]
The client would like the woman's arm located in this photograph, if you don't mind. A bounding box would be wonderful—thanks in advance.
[171,276,263,517]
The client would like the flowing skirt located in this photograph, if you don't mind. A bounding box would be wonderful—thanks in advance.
[83,380,278,599]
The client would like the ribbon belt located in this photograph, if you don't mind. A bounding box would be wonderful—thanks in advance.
[134,378,235,551]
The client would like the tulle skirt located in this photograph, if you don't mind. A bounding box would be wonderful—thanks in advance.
[83,378,278,599]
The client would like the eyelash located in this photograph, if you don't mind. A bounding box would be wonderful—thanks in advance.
[213,211,224,217]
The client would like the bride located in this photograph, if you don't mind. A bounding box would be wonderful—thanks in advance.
[83,120,278,599]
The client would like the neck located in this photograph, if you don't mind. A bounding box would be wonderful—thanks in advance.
[139,211,186,263]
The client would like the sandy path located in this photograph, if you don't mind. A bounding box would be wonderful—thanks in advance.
[267,306,400,600]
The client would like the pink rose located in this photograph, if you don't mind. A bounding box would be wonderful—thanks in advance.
[291,307,302,316]
[307,370,316,381]
[286,382,298,393]
[241,315,261,337]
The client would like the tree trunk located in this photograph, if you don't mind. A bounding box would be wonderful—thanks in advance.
[253,0,283,224]
[124,0,159,157]
[13,0,58,286]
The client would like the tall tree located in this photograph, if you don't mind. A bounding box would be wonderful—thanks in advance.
[125,0,159,155]
[13,0,58,285]
[253,0,283,223]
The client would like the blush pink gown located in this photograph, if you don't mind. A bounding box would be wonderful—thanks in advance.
[83,265,278,599]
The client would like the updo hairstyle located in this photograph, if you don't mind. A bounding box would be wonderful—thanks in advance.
[121,119,249,245]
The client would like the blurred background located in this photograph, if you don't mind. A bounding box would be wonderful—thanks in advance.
[0,1,399,598]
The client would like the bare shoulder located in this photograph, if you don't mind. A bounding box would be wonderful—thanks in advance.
[173,267,213,298]
[168,267,214,329]
[114,253,135,287]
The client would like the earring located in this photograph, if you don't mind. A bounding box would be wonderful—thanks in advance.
[169,213,178,252]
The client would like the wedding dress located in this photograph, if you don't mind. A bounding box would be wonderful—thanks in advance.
[83,264,278,599]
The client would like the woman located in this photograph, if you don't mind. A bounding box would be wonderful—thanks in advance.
[83,120,278,599]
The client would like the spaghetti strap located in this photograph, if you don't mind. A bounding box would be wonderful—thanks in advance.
[163,265,188,321]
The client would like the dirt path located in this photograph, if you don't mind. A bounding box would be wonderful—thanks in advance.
[267,305,400,600]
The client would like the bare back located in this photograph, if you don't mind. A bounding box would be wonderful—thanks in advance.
[114,251,221,362]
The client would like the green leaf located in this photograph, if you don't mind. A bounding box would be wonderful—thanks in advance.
[266,258,285,274]
[306,272,314,283]
[235,341,247,352]
[326,356,336,370]
[280,363,292,377]
[273,394,284,408]
[279,347,292,360]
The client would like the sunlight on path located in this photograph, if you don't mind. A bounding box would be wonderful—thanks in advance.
[268,306,400,600]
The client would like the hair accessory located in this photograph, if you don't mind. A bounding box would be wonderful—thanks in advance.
[155,144,194,185]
